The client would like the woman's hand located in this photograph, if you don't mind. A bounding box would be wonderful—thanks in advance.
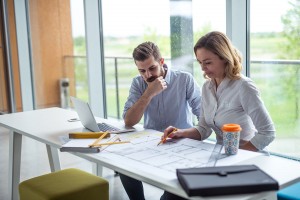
[162,126,184,142]
[162,126,201,143]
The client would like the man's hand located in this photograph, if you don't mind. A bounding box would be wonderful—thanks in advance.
[124,76,166,127]
[144,76,167,98]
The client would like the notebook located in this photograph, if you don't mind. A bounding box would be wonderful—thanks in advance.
[70,96,135,133]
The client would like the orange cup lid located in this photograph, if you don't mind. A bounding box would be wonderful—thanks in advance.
[222,124,242,132]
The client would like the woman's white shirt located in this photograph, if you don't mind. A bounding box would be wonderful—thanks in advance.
[195,75,275,150]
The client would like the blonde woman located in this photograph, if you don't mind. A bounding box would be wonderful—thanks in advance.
[161,31,276,200]
[164,31,275,152]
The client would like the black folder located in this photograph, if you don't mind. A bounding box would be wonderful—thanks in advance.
[176,165,279,197]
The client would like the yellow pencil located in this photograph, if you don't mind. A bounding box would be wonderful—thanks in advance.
[70,132,108,134]
[91,141,130,147]
[157,128,178,146]
[69,132,110,139]
[89,132,109,147]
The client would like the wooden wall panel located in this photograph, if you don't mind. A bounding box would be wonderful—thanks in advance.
[29,0,74,108]
[0,20,8,112]
[0,0,22,113]
[1,0,75,112]
[8,0,22,112]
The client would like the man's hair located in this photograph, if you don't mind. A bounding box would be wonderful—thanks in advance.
[132,41,162,62]
[194,31,242,80]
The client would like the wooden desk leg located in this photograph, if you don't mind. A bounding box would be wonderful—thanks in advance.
[8,131,22,200]
[92,162,103,176]
[46,145,61,172]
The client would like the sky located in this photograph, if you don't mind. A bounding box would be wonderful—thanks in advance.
[70,0,292,37]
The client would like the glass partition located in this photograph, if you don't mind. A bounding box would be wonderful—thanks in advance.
[102,0,226,119]
[250,0,300,158]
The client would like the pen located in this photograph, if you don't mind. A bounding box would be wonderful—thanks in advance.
[157,128,178,146]
[89,132,109,147]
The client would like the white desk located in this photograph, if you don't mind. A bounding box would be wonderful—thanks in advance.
[1,107,300,200]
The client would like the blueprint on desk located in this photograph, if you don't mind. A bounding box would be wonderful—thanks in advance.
[96,129,262,180]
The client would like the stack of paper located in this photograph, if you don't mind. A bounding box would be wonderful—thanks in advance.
[60,134,118,153]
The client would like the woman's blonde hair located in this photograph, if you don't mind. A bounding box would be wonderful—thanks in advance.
[194,31,242,80]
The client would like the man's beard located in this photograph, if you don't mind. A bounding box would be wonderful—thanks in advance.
[146,76,158,82]
[146,66,166,82]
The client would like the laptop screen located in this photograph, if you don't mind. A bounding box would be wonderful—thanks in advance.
[70,96,101,132]
[70,96,135,133]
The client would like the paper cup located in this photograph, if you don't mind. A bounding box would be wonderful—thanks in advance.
[222,124,242,155]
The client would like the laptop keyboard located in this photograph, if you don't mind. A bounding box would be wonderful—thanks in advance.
[97,122,120,132]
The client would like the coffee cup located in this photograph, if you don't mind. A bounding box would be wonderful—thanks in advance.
[222,124,242,155]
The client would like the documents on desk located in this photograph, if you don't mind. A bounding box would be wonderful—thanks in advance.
[60,133,122,153]
[95,129,265,181]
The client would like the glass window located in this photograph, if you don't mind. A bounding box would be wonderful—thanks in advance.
[102,0,226,119]
[69,0,88,102]
[250,0,300,158]
[192,0,226,87]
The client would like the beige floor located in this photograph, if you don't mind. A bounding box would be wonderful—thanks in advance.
[0,127,163,200]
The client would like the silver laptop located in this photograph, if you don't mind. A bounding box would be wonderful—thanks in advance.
[70,96,135,133]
